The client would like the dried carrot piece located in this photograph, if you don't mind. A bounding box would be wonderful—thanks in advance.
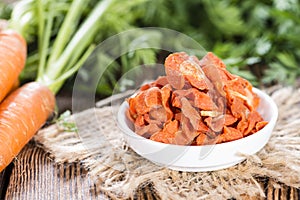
[237,120,248,135]
[150,120,179,144]
[187,88,217,110]
[179,114,201,144]
[161,84,173,121]
[224,113,238,126]
[197,119,210,133]
[204,116,224,133]
[154,76,169,87]
[144,87,162,108]
[135,123,162,138]
[128,92,148,115]
[144,113,162,126]
[180,97,201,130]
[195,133,208,145]
[230,97,250,119]
[127,98,137,119]
[221,126,243,142]
[199,52,227,69]
[149,106,168,123]
[164,52,211,90]
[134,115,145,127]
[172,88,217,110]
[243,111,264,136]
[255,121,268,131]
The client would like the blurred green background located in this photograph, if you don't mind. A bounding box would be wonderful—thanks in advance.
[1,0,300,98]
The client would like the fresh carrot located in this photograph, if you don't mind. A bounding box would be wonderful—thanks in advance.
[0,82,55,172]
[0,29,27,103]
[0,0,115,172]
[0,30,55,172]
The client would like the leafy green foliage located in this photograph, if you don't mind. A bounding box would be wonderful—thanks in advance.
[0,2,12,20]
[6,0,300,97]
[138,0,300,86]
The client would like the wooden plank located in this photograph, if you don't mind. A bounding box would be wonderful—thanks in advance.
[4,142,109,200]
[0,171,5,198]
[0,164,12,199]
[281,184,288,200]
[0,171,7,199]
[265,180,300,200]
[290,187,300,200]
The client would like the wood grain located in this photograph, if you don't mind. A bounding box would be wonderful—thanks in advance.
[0,163,12,199]
[2,142,300,200]
[5,143,109,200]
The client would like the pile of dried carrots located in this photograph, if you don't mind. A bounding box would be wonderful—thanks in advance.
[127,52,268,145]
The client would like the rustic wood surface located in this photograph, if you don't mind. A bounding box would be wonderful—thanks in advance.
[0,142,298,200]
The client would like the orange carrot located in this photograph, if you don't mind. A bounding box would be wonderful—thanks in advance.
[0,29,27,103]
[0,82,55,172]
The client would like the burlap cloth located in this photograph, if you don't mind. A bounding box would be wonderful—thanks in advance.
[35,86,300,199]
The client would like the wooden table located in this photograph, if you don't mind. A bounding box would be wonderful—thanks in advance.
[0,142,298,199]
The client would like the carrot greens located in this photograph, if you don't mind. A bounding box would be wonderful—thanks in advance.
[9,0,157,96]
[10,0,116,94]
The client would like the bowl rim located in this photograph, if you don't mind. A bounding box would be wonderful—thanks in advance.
[117,87,278,149]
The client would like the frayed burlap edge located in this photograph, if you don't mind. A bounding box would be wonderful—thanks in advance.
[34,86,300,199]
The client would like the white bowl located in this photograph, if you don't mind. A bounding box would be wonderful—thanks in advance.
[117,88,278,172]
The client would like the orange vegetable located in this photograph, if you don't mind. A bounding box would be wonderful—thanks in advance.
[0,29,26,103]
[0,29,56,172]
[127,52,268,145]
[0,82,55,172]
